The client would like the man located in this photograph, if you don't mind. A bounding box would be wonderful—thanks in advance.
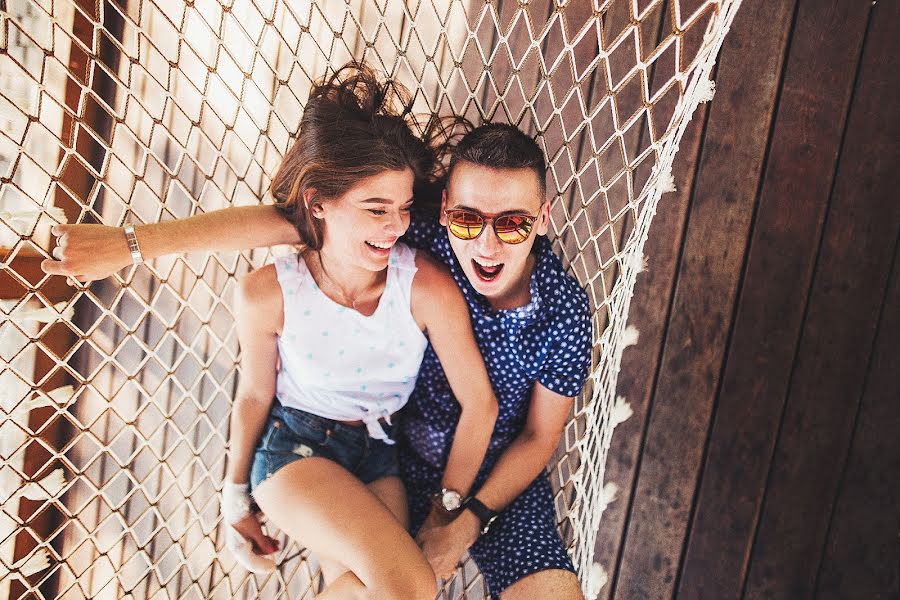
[44,124,592,599]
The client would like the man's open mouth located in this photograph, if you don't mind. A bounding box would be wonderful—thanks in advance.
[472,258,504,282]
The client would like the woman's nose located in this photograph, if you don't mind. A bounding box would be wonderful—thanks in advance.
[385,211,407,236]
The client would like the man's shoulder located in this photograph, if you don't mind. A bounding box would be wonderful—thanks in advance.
[535,241,590,317]
[403,210,442,249]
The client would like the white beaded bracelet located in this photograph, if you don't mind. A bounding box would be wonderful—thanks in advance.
[124,224,144,265]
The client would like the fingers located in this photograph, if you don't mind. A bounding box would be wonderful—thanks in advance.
[226,527,276,573]
[52,246,64,260]
[40,258,72,276]
[429,558,455,580]
[247,529,279,555]
[232,514,279,555]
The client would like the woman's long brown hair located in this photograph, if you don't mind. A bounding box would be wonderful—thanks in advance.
[270,62,466,250]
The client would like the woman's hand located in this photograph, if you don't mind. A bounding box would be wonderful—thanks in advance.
[222,481,279,573]
[416,507,453,542]
[41,224,132,282]
[231,512,280,556]
[226,513,279,573]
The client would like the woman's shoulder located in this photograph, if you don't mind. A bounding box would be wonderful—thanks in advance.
[409,251,466,329]
[412,248,452,286]
[237,264,283,309]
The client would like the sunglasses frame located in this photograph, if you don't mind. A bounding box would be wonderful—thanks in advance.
[443,208,540,245]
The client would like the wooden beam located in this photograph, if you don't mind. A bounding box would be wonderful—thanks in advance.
[738,1,896,595]
[611,0,797,597]
[812,5,900,597]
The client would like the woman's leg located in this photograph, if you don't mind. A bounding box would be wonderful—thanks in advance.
[253,457,435,600]
[319,476,409,585]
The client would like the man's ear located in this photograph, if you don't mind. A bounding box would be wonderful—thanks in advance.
[439,189,449,226]
[536,198,551,236]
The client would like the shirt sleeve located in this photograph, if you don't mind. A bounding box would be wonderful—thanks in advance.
[537,289,593,398]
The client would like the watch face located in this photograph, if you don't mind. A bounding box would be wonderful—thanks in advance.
[441,490,462,511]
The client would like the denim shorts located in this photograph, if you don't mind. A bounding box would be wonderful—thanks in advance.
[250,402,400,491]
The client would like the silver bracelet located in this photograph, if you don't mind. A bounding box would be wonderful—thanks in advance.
[124,224,144,265]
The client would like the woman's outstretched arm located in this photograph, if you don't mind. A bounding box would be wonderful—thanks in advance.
[41,205,299,282]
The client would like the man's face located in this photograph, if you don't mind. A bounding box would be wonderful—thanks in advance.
[440,161,550,309]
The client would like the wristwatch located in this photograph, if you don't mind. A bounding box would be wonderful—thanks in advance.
[435,487,464,513]
[463,496,499,535]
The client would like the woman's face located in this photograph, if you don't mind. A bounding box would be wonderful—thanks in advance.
[313,168,415,271]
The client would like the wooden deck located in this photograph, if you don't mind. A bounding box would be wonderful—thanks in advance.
[593,1,899,598]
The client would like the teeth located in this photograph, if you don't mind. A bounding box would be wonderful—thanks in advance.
[367,241,392,249]
[474,258,503,268]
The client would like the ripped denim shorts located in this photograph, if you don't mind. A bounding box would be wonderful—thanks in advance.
[249,401,400,492]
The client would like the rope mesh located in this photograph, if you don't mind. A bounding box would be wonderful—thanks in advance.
[0,1,740,598]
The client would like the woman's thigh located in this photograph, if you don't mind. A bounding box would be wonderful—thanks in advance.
[367,475,408,529]
[320,475,408,583]
[253,456,428,589]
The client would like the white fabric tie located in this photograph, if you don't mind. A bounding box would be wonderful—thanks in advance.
[362,409,395,444]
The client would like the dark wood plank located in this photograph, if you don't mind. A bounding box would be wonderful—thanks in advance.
[812,9,900,597]
[591,2,697,595]
[676,1,875,597]
[592,101,703,600]
[610,0,798,597]
[7,1,125,596]
[814,240,899,599]
[739,3,897,597]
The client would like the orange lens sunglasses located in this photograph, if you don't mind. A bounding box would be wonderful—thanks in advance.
[443,209,538,245]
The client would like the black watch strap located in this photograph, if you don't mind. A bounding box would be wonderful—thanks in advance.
[464,496,499,535]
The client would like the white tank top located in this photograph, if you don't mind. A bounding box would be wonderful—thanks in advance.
[273,243,428,443]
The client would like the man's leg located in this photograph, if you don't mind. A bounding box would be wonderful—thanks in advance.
[500,569,583,600]
[469,476,582,600]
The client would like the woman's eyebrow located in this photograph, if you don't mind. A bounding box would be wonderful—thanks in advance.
[360,197,415,205]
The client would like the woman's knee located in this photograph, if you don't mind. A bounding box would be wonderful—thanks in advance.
[370,562,437,600]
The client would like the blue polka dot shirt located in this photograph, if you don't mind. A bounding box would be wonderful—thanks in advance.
[399,213,593,471]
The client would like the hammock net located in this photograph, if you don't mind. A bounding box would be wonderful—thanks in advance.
[0,0,740,598]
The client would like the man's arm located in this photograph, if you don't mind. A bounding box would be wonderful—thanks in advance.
[423,383,572,551]
[41,205,300,282]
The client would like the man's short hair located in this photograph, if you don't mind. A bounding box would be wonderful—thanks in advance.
[448,123,547,198]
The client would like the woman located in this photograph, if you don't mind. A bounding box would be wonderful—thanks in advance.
[136,64,495,599]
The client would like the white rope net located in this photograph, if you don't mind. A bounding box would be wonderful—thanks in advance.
[0,1,739,598]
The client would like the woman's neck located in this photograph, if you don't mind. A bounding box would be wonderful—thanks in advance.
[307,247,385,302]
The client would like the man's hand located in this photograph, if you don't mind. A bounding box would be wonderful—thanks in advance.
[416,509,480,580]
[416,507,453,541]
[41,224,133,282]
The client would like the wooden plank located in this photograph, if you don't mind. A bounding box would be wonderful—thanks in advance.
[815,241,899,599]
[591,1,697,594]
[675,0,875,597]
[592,103,703,600]
[8,1,106,595]
[812,8,900,597]
[0,247,73,302]
[739,2,897,596]
[609,0,797,597]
